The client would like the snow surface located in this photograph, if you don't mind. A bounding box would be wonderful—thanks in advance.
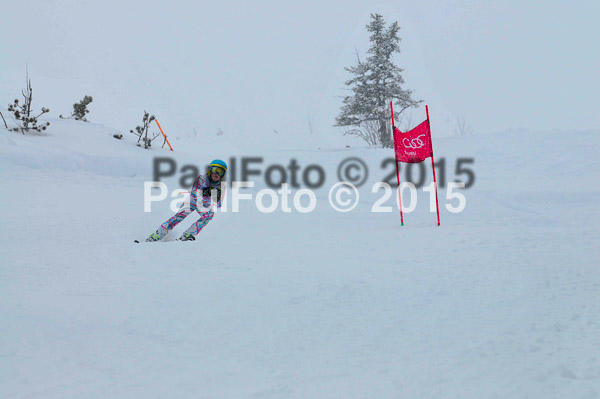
[1,120,599,398]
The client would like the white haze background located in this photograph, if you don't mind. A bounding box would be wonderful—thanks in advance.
[1,0,598,141]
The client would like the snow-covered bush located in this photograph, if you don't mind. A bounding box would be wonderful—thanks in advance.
[6,72,50,134]
[130,111,159,149]
[60,95,93,121]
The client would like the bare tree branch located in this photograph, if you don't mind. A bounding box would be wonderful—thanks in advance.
[454,116,472,136]
[0,111,8,129]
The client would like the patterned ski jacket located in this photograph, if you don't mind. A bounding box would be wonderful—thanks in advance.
[191,174,222,209]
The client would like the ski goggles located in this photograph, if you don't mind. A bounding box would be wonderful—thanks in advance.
[209,166,226,177]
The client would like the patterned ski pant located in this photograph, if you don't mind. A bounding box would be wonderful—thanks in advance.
[156,197,214,239]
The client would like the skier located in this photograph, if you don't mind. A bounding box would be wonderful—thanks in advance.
[145,159,227,242]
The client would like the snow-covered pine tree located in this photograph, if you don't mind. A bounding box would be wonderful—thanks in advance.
[336,14,421,148]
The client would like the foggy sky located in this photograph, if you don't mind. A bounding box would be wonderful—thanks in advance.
[1,0,598,142]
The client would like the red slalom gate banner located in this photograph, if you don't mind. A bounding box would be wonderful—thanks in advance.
[393,120,432,163]
[390,102,440,226]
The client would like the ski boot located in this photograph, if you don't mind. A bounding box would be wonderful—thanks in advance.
[145,230,161,242]
[179,233,196,241]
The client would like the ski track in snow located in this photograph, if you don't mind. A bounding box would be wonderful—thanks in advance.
[1,120,599,398]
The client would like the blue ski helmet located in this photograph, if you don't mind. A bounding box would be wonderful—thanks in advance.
[208,159,227,177]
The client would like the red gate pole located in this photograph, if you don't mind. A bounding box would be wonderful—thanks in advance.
[390,101,404,226]
[426,105,440,226]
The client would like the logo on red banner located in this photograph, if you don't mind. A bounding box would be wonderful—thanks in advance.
[393,120,432,163]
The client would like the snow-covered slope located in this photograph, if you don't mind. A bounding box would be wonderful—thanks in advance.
[1,120,599,398]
